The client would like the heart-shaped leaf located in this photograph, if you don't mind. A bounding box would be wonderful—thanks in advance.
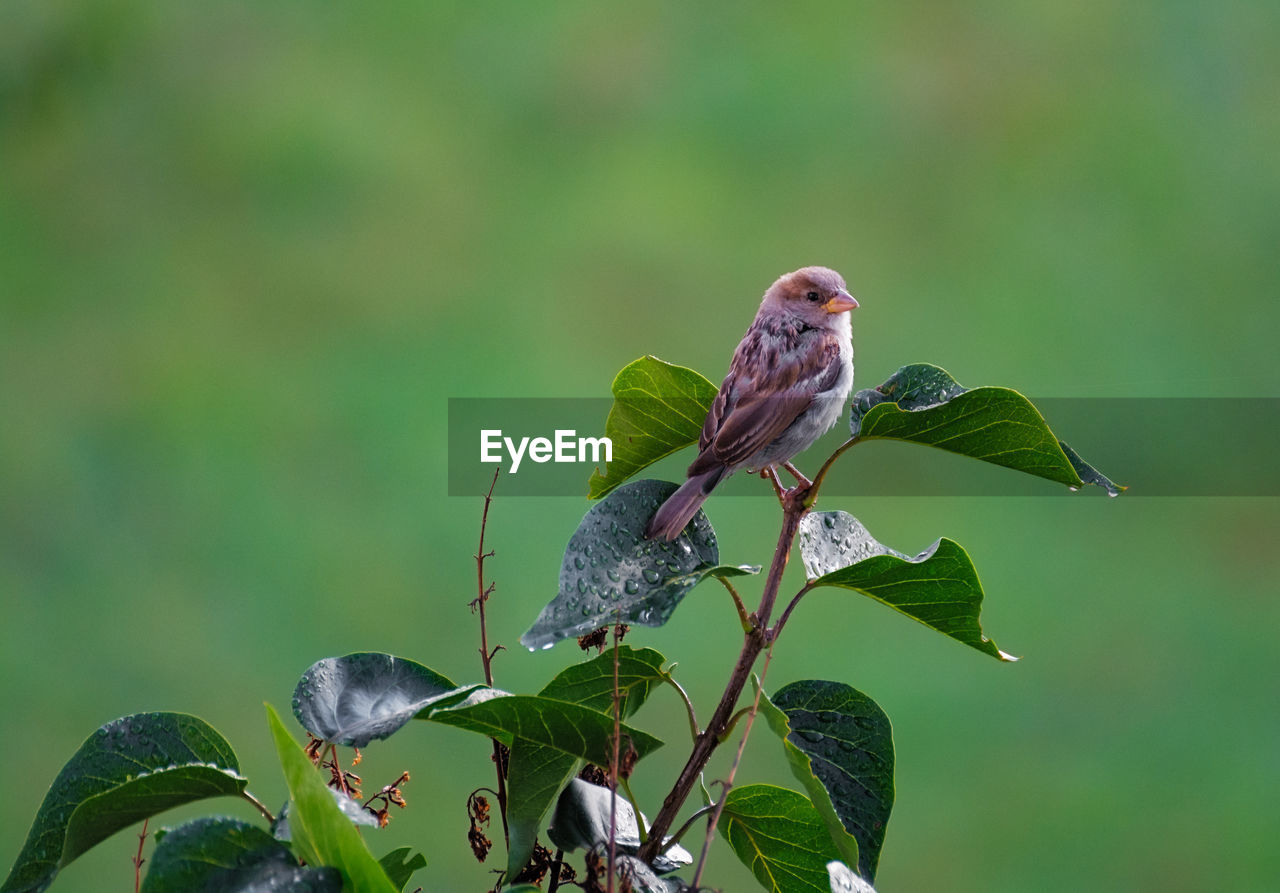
[376,848,426,891]
[798,512,1015,662]
[718,784,845,893]
[266,705,398,893]
[292,653,467,747]
[547,779,692,875]
[827,861,878,893]
[421,689,662,769]
[521,479,757,650]
[849,364,1122,495]
[506,647,669,876]
[587,356,718,499]
[141,816,341,893]
[758,680,894,882]
[2,712,247,893]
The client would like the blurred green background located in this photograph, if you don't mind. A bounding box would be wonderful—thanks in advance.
[3,2,1278,890]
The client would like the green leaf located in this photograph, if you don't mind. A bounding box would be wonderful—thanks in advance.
[271,787,378,844]
[587,356,719,499]
[421,690,663,769]
[538,646,668,718]
[799,511,1016,662]
[265,704,398,893]
[521,479,758,650]
[758,680,894,882]
[849,364,1123,495]
[827,861,878,893]
[140,816,341,893]
[376,847,426,891]
[718,784,845,893]
[2,712,247,893]
[506,647,669,876]
[292,652,459,747]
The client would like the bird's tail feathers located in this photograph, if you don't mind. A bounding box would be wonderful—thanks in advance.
[644,467,727,541]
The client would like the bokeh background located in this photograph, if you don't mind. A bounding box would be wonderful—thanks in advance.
[3,2,1278,890]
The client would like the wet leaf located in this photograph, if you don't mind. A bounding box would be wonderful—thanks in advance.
[506,647,669,876]
[521,479,757,650]
[826,861,878,893]
[799,512,1015,662]
[547,779,692,875]
[850,364,1122,495]
[266,705,397,893]
[141,816,341,893]
[292,652,465,747]
[718,784,844,893]
[587,356,718,499]
[2,712,246,893]
[758,680,894,882]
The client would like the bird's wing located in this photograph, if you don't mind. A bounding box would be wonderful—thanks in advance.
[689,329,845,474]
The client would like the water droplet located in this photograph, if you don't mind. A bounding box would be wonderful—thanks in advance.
[624,580,639,595]
[607,569,620,582]
[577,578,588,594]
[823,515,836,529]
[574,556,586,570]
[1068,485,1080,493]
[642,569,661,584]
[1107,489,1119,498]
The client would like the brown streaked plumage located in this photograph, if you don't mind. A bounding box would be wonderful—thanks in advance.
[645,266,857,541]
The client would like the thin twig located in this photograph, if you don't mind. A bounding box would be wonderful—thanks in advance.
[716,575,753,632]
[240,790,276,823]
[661,671,700,743]
[133,817,149,893]
[473,467,509,844]
[692,647,776,888]
[659,802,718,853]
[806,436,859,506]
[770,581,816,641]
[547,848,566,893]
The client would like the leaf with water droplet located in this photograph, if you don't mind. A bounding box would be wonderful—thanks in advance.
[521,479,758,650]
[3,713,246,893]
[586,356,719,499]
[548,779,692,875]
[292,653,475,747]
[142,816,342,893]
[849,364,1123,496]
[799,512,1017,662]
[756,678,894,883]
[828,860,879,893]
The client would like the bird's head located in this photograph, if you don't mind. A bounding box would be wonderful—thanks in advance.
[762,266,858,326]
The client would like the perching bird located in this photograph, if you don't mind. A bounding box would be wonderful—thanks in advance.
[645,266,858,541]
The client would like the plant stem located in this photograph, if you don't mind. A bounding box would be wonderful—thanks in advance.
[691,645,776,887]
[240,790,275,823]
[637,495,807,861]
[133,817,148,893]
[473,467,509,844]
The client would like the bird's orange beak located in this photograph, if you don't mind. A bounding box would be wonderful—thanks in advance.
[822,289,859,313]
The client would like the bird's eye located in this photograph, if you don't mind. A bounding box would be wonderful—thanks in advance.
[805,291,821,302]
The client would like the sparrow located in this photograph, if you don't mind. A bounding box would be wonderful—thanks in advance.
[645,266,858,541]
